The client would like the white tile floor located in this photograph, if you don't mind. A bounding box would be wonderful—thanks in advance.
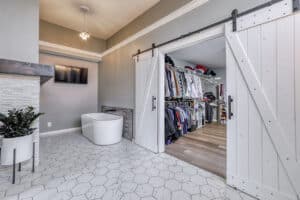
[0,132,256,200]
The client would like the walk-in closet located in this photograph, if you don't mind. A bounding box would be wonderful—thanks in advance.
[164,36,227,177]
[134,1,300,198]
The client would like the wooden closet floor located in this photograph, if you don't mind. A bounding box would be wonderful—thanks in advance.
[165,123,226,178]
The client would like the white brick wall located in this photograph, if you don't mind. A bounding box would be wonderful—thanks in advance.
[0,74,40,165]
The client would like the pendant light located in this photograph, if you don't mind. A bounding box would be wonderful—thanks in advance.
[79,5,90,41]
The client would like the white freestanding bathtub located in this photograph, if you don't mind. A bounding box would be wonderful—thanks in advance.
[81,113,123,145]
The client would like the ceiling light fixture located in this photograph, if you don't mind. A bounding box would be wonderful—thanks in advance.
[79,31,90,41]
[79,5,90,41]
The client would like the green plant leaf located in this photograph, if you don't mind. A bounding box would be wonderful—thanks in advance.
[0,106,44,138]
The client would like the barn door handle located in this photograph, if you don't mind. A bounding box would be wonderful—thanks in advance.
[152,96,157,111]
[228,95,234,120]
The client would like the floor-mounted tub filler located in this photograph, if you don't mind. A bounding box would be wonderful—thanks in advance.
[81,113,123,145]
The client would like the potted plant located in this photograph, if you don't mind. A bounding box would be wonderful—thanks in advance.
[0,106,43,166]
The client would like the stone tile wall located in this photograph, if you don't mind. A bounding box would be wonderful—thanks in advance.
[0,74,40,165]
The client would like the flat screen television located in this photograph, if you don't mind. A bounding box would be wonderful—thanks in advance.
[54,65,88,84]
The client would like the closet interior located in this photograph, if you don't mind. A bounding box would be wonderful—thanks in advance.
[164,36,227,177]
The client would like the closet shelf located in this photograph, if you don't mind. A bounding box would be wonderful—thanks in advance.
[165,97,200,100]
[165,97,203,101]
[165,97,208,104]
[170,65,221,84]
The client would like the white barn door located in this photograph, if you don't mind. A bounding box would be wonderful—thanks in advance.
[226,1,300,199]
[135,50,159,153]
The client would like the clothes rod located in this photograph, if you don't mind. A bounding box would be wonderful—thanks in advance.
[133,0,285,57]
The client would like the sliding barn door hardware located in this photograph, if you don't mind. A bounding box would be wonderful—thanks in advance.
[231,9,238,32]
[152,43,156,57]
[133,0,287,57]
[137,49,141,62]
[293,0,300,11]
[228,95,234,120]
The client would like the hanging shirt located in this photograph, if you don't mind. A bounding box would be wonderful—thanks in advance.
[170,70,177,97]
[193,75,203,98]
[184,73,193,97]
[165,67,171,97]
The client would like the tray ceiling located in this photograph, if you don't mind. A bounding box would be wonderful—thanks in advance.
[40,0,160,40]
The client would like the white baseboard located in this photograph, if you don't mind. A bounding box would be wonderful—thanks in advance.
[40,127,81,138]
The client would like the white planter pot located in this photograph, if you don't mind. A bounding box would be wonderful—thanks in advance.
[1,134,33,166]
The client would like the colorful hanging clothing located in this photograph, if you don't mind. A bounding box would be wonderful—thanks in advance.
[165,64,203,99]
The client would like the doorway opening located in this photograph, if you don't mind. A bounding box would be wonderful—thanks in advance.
[163,36,227,178]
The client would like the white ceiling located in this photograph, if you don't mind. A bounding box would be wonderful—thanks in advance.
[40,0,160,40]
[169,36,226,68]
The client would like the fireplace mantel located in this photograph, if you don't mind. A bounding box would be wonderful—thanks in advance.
[0,59,54,84]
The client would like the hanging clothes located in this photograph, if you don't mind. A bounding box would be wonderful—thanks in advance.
[205,102,214,123]
[171,69,178,97]
[165,64,204,99]
[165,100,204,145]
[194,75,203,98]
[164,55,207,145]
[204,92,216,123]
[165,108,177,144]
[185,73,195,98]
[165,67,172,97]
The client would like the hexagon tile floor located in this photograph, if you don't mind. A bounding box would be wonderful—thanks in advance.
[0,132,256,200]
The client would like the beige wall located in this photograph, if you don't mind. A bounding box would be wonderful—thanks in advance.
[39,53,98,133]
[0,0,39,63]
[39,0,192,51]
[99,0,269,109]
[39,21,102,133]
[107,0,192,48]
[0,0,41,163]
[40,20,107,53]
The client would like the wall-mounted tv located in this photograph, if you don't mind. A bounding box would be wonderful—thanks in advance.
[54,65,88,84]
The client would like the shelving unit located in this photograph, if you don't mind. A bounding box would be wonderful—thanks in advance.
[172,65,221,85]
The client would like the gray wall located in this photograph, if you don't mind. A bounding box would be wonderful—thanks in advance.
[212,68,226,97]
[202,68,226,97]
[40,20,107,53]
[39,53,98,133]
[99,0,268,110]
[0,0,39,63]
[99,49,135,109]
[107,0,192,48]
